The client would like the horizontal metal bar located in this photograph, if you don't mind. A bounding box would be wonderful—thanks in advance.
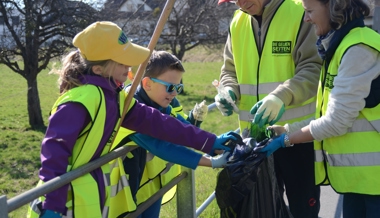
[126,172,188,218]
[7,146,137,212]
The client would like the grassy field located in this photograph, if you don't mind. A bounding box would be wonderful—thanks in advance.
[0,48,239,217]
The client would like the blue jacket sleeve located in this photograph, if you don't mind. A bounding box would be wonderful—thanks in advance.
[129,133,202,169]
[187,109,202,127]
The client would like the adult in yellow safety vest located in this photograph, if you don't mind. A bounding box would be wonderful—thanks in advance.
[27,21,236,218]
[258,0,380,217]
[215,0,322,217]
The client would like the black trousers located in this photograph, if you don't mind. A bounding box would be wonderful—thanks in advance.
[343,193,380,218]
[274,142,321,218]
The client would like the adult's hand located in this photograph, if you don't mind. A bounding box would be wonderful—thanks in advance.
[250,95,285,127]
[215,90,237,116]
[254,133,286,157]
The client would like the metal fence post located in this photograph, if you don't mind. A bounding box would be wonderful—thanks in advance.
[177,167,196,218]
[0,195,8,218]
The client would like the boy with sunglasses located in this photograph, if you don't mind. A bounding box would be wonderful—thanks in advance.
[122,50,214,217]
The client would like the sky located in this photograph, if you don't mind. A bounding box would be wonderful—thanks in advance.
[75,0,107,10]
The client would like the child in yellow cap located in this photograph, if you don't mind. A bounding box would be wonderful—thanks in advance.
[27,21,237,218]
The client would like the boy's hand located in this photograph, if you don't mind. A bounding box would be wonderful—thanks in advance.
[192,100,208,121]
[211,151,231,168]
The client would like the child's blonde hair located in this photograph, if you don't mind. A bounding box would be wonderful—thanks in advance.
[51,50,119,94]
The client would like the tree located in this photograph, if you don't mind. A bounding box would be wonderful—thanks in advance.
[103,0,237,93]
[161,0,236,60]
[106,0,237,61]
[0,0,100,129]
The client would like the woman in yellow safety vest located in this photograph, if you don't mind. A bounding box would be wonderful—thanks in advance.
[257,0,380,217]
[27,21,236,218]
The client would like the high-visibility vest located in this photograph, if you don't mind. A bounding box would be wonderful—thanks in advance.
[314,27,380,194]
[27,85,136,218]
[230,1,316,132]
[135,105,183,206]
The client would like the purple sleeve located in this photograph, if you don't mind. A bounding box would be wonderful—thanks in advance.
[122,101,216,153]
[40,103,90,214]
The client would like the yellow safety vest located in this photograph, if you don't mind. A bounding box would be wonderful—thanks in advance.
[27,85,136,218]
[314,27,380,194]
[135,105,183,206]
[230,1,316,132]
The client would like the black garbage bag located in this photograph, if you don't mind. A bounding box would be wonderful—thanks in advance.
[215,138,292,218]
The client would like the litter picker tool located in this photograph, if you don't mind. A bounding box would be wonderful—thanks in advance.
[111,0,176,148]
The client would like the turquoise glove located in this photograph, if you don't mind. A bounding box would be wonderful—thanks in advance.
[40,209,62,218]
[214,90,237,116]
[210,131,238,155]
[210,151,231,168]
[254,133,285,157]
[250,95,285,128]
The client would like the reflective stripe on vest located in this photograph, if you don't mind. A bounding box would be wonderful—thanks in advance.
[314,27,380,194]
[136,105,182,205]
[230,1,316,132]
[28,85,136,218]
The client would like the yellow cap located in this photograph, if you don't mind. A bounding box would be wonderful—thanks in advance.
[73,21,150,66]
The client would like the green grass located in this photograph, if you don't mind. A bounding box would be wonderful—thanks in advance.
[0,49,239,217]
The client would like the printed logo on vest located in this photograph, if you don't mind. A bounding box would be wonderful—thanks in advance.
[272,41,291,54]
[324,72,336,89]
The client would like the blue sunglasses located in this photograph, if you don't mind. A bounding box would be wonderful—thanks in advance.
[150,78,184,94]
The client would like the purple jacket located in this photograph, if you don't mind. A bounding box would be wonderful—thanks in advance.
[39,75,216,214]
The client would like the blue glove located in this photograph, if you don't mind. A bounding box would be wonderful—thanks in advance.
[210,151,231,168]
[40,209,62,218]
[254,133,285,157]
[210,131,238,155]
[215,90,237,116]
[250,95,285,128]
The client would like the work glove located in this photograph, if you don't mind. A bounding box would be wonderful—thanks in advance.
[250,94,285,128]
[210,151,231,168]
[192,100,208,122]
[215,90,237,116]
[210,131,241,155]
[254,133,285,157]
[39,209,62,218]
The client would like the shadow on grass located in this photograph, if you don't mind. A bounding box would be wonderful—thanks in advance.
[27,125,47,134]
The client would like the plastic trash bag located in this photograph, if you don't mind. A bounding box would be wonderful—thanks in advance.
[215,137,292,218]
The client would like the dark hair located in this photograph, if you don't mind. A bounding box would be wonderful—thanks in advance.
[144,50,185,78]
[319,0,370,29]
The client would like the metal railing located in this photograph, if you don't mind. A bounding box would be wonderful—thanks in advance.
[0,103,227,218]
